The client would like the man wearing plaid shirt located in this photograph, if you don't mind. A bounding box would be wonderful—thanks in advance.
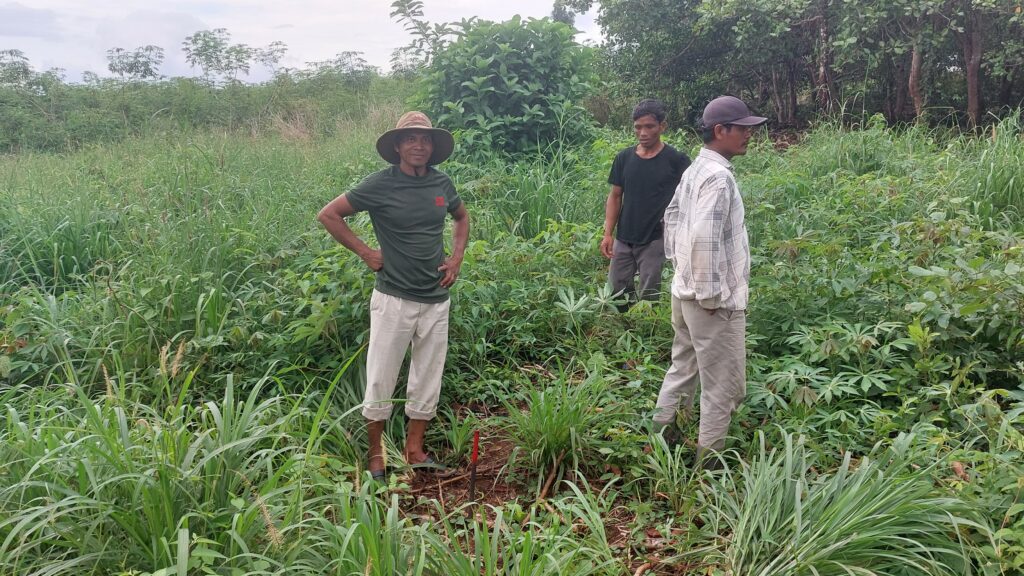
[654,96,766,467]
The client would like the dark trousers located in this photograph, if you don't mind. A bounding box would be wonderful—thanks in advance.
[608,238,666,312]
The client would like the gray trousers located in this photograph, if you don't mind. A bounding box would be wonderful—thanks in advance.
[654,296,746,451]
[608,238,666,310]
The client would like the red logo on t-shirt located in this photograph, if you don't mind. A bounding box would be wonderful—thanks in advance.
[435,196,445,207]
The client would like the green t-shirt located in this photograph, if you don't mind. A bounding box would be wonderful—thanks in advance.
[345,166,463,303]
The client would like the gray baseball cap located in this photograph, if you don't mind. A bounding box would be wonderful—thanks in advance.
[702,96,768,128]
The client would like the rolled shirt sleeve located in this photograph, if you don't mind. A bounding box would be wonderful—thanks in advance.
[663,188,682,267]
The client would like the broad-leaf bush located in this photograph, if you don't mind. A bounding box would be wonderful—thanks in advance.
[422,16,594,158]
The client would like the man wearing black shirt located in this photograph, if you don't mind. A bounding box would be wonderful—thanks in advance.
[601,99,691,311]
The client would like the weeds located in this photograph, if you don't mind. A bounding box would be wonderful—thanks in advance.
[2,118,1023,574]
[503,370,615,494]
[956,111,1024,221]
[703,431,991,576]
[644,434,700,518]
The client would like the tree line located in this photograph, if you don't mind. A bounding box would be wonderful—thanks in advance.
[560,0,1024,127]
[2,1,1022,152]
[0,29,397,152]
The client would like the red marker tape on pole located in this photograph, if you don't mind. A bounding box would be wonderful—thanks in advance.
[469,430,480,501]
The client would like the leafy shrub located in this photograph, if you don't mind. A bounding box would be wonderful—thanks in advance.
[422,16,594,158]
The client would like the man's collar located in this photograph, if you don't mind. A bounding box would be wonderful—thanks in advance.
[393,164,434,177]
[698,147,734,171]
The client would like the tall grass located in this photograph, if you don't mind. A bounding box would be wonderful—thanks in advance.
[451,141,606,240]
[703,432,991,576]
[0,358,381,573]
[0,129,387,392]
[644,434,701,517]
[954,111,1024,222]
[503,370,620,494]
[2,116,1022,574]
[0,366,628,575]
[1,132,374,287]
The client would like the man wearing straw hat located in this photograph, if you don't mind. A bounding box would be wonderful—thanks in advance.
[318,111,469,480]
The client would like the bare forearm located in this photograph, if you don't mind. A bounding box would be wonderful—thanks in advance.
[318,211,372,258]
[451,212,470,258]
[603,189,621,237]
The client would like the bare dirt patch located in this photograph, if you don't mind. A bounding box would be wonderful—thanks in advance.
[399,435,523,521]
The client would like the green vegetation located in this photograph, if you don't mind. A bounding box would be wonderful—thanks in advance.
[704,432,989,575]
[0,47,405,152]
[2,106,1022,573]
[421,16,593,156]
[564,0,1024,126]
[4,0,1023,155]
[2,5,1023,571]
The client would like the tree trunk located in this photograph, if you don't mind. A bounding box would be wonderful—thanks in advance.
[815,8,835,113]
[959,4,983,128]
[787,62,798,124]
[909,43,924,120]
[891,55,909,122]
[759,79,772,112]
[770,67,785,124]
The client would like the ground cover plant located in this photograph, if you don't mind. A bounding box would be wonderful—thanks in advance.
[2,104,1023,575]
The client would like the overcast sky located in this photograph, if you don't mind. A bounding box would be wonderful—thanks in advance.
[0,1,601,82]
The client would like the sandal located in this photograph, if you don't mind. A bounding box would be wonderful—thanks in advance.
[409,456,457,477]
[368,452,387,481]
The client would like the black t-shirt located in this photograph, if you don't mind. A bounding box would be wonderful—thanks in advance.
[608,144,690,245]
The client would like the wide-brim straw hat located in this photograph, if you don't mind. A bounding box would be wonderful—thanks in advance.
[375,111,455,166]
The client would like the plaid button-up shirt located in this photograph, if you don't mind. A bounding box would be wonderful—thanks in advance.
[664,148,750,311]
